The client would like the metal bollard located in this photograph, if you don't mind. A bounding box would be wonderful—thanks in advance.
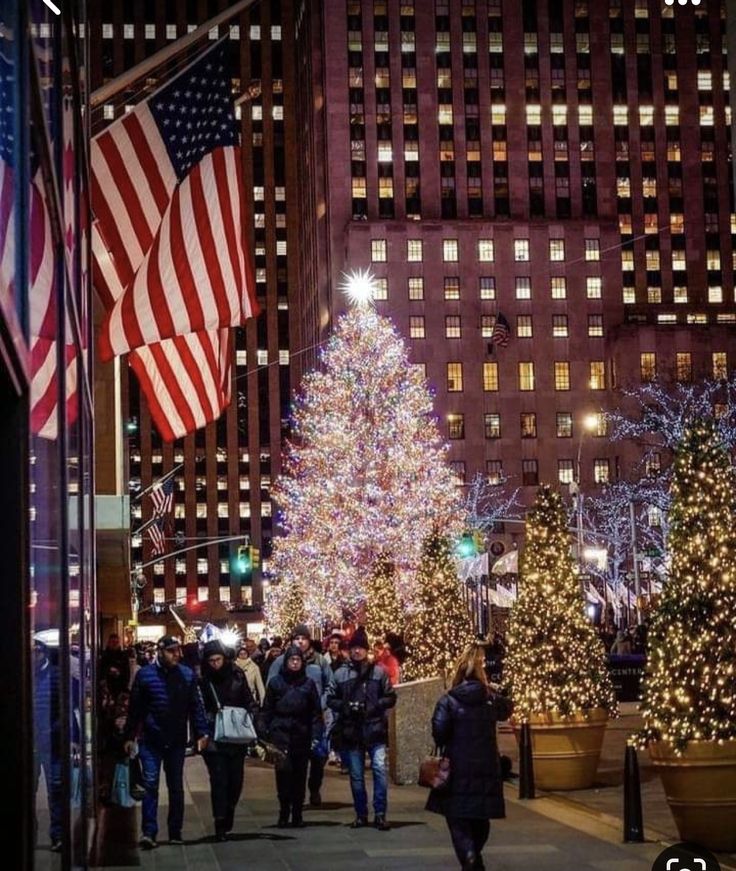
[518,721,535,800]
[623,743,644,842]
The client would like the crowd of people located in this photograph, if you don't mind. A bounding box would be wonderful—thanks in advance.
[97,624,510,869]
[597,622,648,656]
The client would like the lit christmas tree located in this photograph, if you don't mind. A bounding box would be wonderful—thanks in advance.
[639,418,736,750]
[506,486,617,720]
[365,554,404,639]
[264,578,306,638]
[266,272,462,627]
[403,534,474,681]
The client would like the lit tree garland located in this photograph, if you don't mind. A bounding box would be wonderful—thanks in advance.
[506,486,618,721]
[265,578,306,638]
[365,554,404,640]
[403,534,474,681]
[638,418,736,750]
[265,275,462,628]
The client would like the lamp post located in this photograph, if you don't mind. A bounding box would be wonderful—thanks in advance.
[573,413,600,568]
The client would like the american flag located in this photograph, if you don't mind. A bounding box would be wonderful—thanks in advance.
[148,518,167,557]
[490,312,511,348]
[150,476,175,518]
[91,40,256,441]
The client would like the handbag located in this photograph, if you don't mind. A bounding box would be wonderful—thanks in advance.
[209,683,258,744]
[111,761,135,808]
[418,746,451,791]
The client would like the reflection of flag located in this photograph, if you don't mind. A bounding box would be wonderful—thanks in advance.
[148,518,166,557]
[151,476,174,518]
[490,312,511,348]
[91,41,256,442]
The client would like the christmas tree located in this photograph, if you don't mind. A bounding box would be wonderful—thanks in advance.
[266,272,462,627]
[365,554,404,639]
[403,534,474,681]
[639,418,736,749]
[264,578,306,638]
[506,486,617,720]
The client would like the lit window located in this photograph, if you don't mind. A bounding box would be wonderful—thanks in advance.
[438,104,453,125]
[230,25,240,39]
[594,459,610,484]
[103,104,115,120]
[102,23,113,38]
[373,278,388,300]
[658,313,677,324]
[664,106,679,126]
[613,105,628,125]
[589,361,606,390]
[517,315,533,337]
[524,32,538,53]
[520,413,537,438]
[480,315,495,338]
[257,349,268,366]
[486,460,503,485]
[700,106,714,126]
[378,178,394,199]
[588,314,604,337]
[518,362,535,391]
[444,277,460,300]
[378,142,393,163]
[478,239,494,262]
[639,105,654,126]
[485,413,501,439]
[352,178,367,199]
[447,362,463,391]
[413,363,427,380]
[591,413,607,437]
[489,32,503,52]
[672,250,687,271]
[371,239,387,261]
[145,23,155,38]
[552,315,568,337]
[676,352,692,383]
[525,104,541,125]
[554,361,570,391]
[551,277,567,299]
[713,352,728,380]
[409,316,425,339]
[552,105,567,126]
[443,239,459,261]
[515,277,531,299]
[558,460,574,485]
[610,33,624,54]
[448,414,465,439]
[709,286,723,304]
[549,239,565,261]
[491,104,506,124]
[698,71,713,90]
[404,141,419,161]
[640,352,657,383]
[514,239,530,261]
[236,350,247,367]
[408,277,424,300]
[407,239,423,261]
[479,277,496,300]
[445,316,462,339]
[579,106,593,125]
[557,412,573,438]
[123,23,135,38]
[166,24,177,39]
[586,277,602,299]
[483,362,499,391]
[584,239,600,261]
[648,506,662,528]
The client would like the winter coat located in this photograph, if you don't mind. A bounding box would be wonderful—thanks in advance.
[258,668,323,752]
[267,648,335,709]
[200,663,260,754]
[34,659,61,749]
[426,680,512,820]
[125,658,208,750]
[326,660,397,749]
[375,650,401,686]
[235,655,266,705]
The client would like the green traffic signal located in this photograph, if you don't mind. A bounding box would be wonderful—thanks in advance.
[236,545,251,574]
[457,534,477,558]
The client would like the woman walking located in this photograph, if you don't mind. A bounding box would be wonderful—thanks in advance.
[427,643,513,870]
[200,640,260,841]
[258,645,323,828]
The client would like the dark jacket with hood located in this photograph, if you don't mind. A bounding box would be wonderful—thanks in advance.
[267,646,334,709]
[199,642,260,754]
[258,646,323,752]
[326,659,397,749]
[426,679,512,819]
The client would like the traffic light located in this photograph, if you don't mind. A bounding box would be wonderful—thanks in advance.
[250,546,260,569]
[457,533,477,558]
[236,545,251,574]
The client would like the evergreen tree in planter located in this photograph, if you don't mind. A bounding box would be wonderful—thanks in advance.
[639,418,736,851]
[506,486,617,789]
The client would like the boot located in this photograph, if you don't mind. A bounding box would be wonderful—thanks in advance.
[462,852,479,871]
[214,819,228,842]
[374,814,390,831]
[291,806,306,828]
[224,808,234,834]
[277,803,290,828]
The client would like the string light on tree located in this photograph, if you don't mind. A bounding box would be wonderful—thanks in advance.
[365,554,404,640]
[506,486,618,720]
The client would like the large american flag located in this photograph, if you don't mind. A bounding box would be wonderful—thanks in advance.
[91,41,256,441]
[148,518,167,557]
[490,312,511,348]
[150,475,175,518]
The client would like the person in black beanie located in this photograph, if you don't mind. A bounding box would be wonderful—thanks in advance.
[199,640,260,841]
[258,645,323,828]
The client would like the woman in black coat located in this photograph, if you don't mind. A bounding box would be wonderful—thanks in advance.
[258,644,323,828]
[200,640,260,840]
[426,643,513,871]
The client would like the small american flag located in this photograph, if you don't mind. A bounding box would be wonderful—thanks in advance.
[150,476,175,518]
[490,312,511,348]
[148,518,167,557]
[91,40,256,441]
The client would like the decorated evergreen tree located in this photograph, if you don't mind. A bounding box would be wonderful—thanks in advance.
[506,486,617,720]
[403,534,474,681]
[639,418,736,749]
[265,272,462,628]
[264,578,306,638]
[365,554,404,639]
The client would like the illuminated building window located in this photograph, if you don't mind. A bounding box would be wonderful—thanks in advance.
[443,239,459,262]
[667,141,681,161]
[557,412,573,438]
[549,239,565,261]
[584,239,600,261]
[554,361,570,391]
[371,239,387,262]
[589,361,606,390]
[672,250,687,271]
[522,459,539,487]
[352,179,367,199]
[521,413,537,438]
[407,239,423,261]
[588,314,603,337]
[700,106,714,126]
[558,460,574,485]
[377,142,393,163]
[592,413,607,437]
[579,106,593,125]
[483,362,499,391]
[645,250,660,271]
[257,350,268,366]
[515,277,531,299]
[444,276,460,300]
[409,316,425,339]
[524,32,538,54]
[585,276,602,299]
[448,414,465,439]
[373,278,388,300]
[552,314,568,337]
[648,506,662,528]
[551,277,567,299]
[404,141,419,161]
[478,239,494,262]
[526,105,542,125]
[613,105,628,125]
[517,315,533,337]
[438,104,453,125]
[706,250,721,270]
[378,178,394,199]
[676,352,692,383]
[515,240,530,262]
[408,277,424,300]
[639,105,654,126]
[709,286,723,304]
[640,353,657,382]
[594,459,610,484]
[484,413,501,439]
[552,106,567,126]
[486,460,503,485]
[713,352,728,380]
[687,313,708,324]
[166,24,177,39]
[491,104,506,124]
[445,316,462,339]
[480,277,496,300]
[481,315,495,338]
[518,362,535,391]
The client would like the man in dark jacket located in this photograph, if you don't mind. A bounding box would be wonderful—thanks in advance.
[267,623,334,806]
[326,626,397,830]
[99,633,131,699]
[124,636,209,849]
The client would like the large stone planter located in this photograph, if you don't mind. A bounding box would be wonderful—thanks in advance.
[516,707,608,790]
[649,739,736,852]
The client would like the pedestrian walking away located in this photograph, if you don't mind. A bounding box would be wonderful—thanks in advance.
[258,645,323,828]
[123,635,210,850]
[267,623,335,806]
[426,642,513,870]
[200,640,260,841]
[327,626,397,830]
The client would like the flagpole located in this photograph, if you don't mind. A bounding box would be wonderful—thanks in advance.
[89,0,258,109]
[134,462,184,502]
[131,534,248,573]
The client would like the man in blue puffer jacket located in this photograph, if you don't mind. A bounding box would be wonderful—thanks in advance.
[124,635,209,849]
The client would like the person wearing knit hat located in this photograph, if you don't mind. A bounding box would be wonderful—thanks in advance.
[266,624,335,807]
[326,625,397,831]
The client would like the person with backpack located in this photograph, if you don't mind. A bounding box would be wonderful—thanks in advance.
[426,642,513,870]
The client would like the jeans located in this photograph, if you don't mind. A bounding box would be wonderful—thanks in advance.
[35,746,62,842]
[346,744,387,818]
[275,749,309,820]
[446,817,490,866]
[138,742,186,840]
[203,748,246,831]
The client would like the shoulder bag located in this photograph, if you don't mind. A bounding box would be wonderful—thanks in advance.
[418,745,451,790]
[209,682,258,744]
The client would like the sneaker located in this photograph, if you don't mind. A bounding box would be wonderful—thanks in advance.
[309,791,322,807]
[168,833,184,845]
[350,816,368,829]
[139,836,157,850]
[374,814,390,831]
[50,841,62,853]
